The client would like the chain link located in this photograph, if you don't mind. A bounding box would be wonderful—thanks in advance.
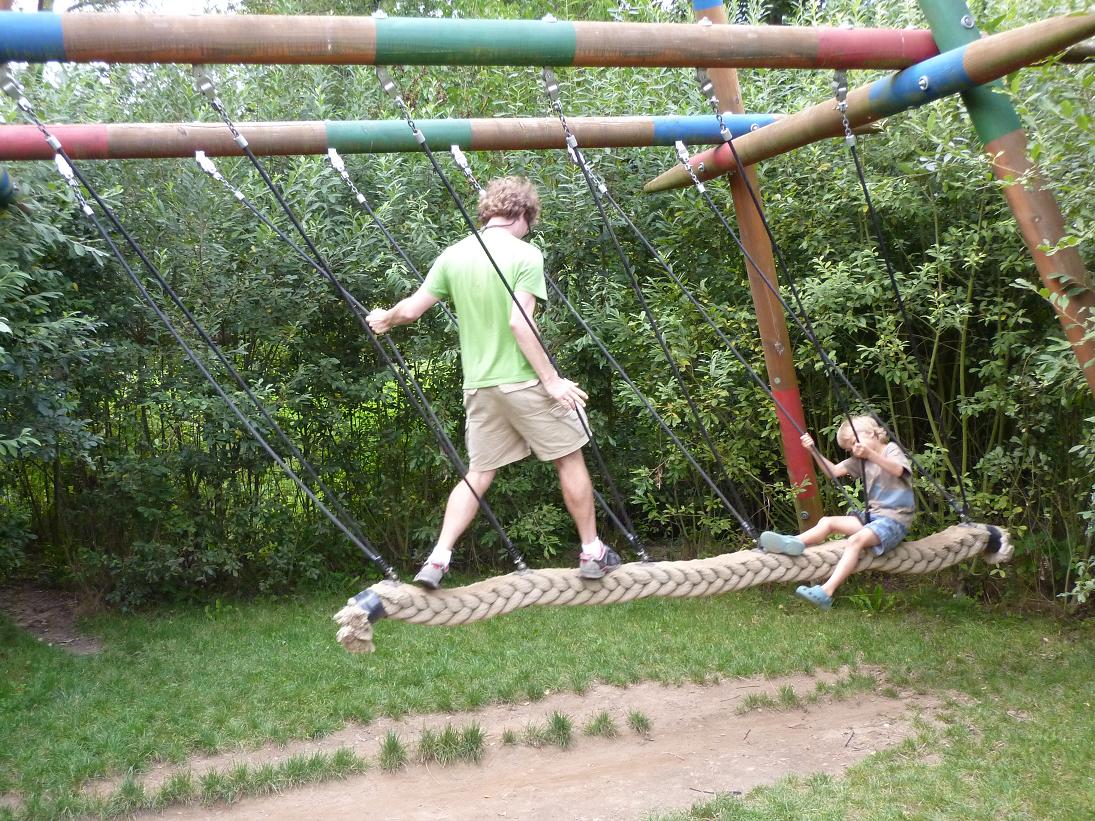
[449,145,482,193]
[540,68,606,193]
[694,68,733,144]
[323,148,375,207]
[375,67,427,145]
[673,140,706,193]
[831,69,856,145]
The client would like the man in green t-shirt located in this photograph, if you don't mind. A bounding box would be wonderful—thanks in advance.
[366,177,620,589]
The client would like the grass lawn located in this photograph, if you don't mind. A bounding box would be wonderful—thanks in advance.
[1,580,1092,819]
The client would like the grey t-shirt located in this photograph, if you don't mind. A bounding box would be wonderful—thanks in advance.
[838,442,915,526]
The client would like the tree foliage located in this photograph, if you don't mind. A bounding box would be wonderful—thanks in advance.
[0,0,1091,606]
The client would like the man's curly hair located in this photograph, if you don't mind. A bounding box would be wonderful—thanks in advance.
[477,176,541,227]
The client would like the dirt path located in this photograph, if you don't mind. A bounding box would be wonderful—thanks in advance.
[138,669,939,820]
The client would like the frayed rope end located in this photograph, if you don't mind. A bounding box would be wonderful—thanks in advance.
[982,526,1014,566]
[333,603,376,653]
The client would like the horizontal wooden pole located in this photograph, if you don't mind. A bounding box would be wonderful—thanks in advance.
[1,12,1088,69]
[0,12,971,69]
[645,13,1095,191]
[0,114,789,160]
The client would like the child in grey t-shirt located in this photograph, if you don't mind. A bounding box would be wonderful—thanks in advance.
[759,415,915,609]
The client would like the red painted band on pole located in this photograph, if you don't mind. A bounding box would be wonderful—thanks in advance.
[815,28,937,67]
[771,388,817,499]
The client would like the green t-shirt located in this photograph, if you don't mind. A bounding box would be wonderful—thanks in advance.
[423,231,547,389]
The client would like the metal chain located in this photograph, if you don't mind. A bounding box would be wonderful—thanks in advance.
[829,68,970,520]
[694,69,734,144]
[831,69,857,146]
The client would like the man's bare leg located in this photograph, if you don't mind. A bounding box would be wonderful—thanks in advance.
[435,469,497,552]
[555,448,621,578]
[415,470,497,588]
[553,449,596,544]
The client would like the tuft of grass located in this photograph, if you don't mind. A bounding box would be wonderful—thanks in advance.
[583,710,619,739]
[845,583,900,613]
[416,727,441,764]
[546,711,574,750]
[155,771,195,807]
[520,714,574,750]
[436,725,462,765]
[378,731,408,773]
[281,752,327,786]
[330,746,364,774]
[104,775,150,816]
[739,685,809,714]
[627,709,652,736]
[184,747,370,809]
[501,728,519,746]
[777,684,804,710]
[418,724,484,766]
[809,671,880,707]
[522,721,551,748]
[248,762,279,795]
[738,692,779,713]
[459,724,486,764]
[199,769,236,805]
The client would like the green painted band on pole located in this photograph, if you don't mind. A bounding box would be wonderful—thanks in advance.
[918,0,1021,144]
[325,119,474,152]
[374,18,577,66]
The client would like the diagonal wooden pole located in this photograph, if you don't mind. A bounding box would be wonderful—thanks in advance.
[690,0,821,529]
[919,0,1094,397]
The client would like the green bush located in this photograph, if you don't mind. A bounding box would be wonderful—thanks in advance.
[0,0,1090,603]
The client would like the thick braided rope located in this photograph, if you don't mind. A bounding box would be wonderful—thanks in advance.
[334,523,1004,653]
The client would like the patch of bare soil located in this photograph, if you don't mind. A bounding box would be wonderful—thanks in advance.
[129,668,941,820]
[0,793,21,812]
[0,585,102,655]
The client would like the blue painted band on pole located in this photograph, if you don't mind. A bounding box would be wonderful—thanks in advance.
[868,43,973,112]
[0,12,65,62]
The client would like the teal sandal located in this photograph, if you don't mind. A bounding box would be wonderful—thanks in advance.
[759,530,806,556]
[795,584,833,610]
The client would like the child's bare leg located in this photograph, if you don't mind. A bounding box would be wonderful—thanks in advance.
[821,528,882,598]
[798,515,864,546]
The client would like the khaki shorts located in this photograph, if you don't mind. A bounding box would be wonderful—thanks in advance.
[464,380,590,472]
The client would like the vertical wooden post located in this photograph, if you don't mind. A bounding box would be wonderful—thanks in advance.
[919,0,1095,397]
[691,0,822,528]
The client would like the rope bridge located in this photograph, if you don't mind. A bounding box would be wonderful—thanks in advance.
[334,523,1011,653]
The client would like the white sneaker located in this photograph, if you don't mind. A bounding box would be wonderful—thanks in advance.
[413,561,447,589]
[579,547,621,579]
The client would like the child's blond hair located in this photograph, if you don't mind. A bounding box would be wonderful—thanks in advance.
[835,415,888,450]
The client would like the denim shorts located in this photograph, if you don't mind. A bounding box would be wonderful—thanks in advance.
[864,515,909,556]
